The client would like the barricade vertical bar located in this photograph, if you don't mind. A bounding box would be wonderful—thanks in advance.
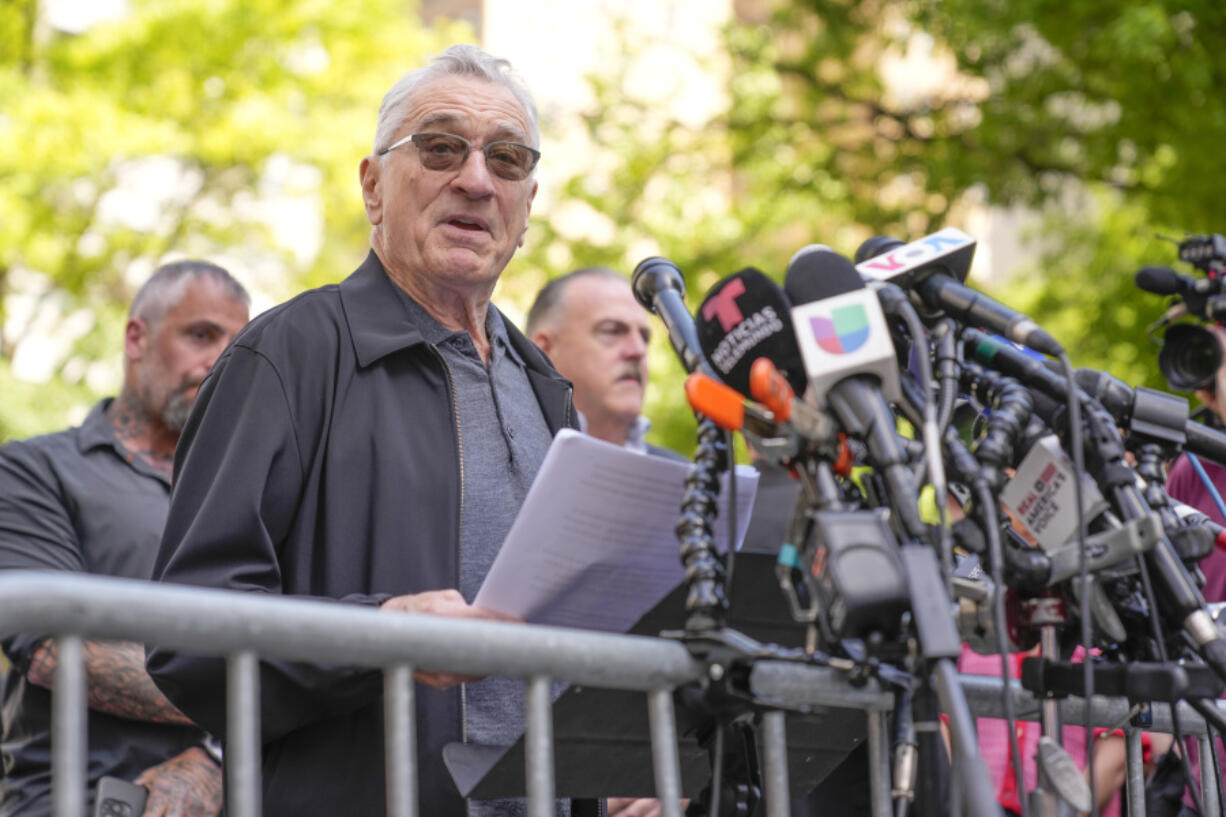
[227,650,261,817]
[52,635,85,817]
[761,710,791,817]
[525,675,555,817]
[1124,728,1144,817]
[1199,736,1221,817]
[647,688,683,817]
[384,664,417,817]
[866,709,891,817]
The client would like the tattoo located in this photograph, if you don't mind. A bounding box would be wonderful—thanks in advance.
[107,390,175,480]
[137,747,224,817]
[27,638,193,725]
[108,390,152,443]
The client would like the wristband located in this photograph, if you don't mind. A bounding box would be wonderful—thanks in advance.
[200,734,224,767]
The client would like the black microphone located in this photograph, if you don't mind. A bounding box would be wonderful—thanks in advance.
[855,230,1065,357]
[1135,265,1198,297]
[791,246,1005,817]
[631,257,712,377]
[964,331,1226,466]
[965,329,1226,680]
[695,266,807,398]
[1135,264,1214,319]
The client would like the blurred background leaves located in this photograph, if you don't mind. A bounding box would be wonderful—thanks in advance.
[2,0,1222,456]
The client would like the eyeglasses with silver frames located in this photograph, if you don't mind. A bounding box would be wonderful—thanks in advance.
[378,132,540,181]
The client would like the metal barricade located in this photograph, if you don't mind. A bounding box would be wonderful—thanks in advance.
[4,571,1226,817]
[0,572,711,817]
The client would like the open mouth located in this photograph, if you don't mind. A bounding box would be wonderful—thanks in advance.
[447,217,487,232]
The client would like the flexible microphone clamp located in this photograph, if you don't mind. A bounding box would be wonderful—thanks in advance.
[632,256,731,634]
[959,361,1034,490]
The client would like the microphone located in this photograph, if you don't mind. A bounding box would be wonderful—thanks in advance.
[1169,498,1226,553]
[1135,265,1200,297]
[695,266,808,397]
[965,335,1226,466]
[855,229,1065,357]
[789,247,1005,817]
[998,434,1109,552]
[1135,264,1215,322]
[632,256,712,377]
[966,330,1226,680]
[784,245,902,407]
[784,245,924,539]
[748,357,827,442]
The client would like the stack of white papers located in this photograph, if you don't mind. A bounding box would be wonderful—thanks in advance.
[475,429,759,633]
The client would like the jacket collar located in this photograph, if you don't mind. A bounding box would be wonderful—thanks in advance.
[337,250,567,388]
[338,251,429,368]
[336,251,573,430]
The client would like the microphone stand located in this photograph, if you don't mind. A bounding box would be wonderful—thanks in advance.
[825,378,1004,817]
[634,257,791,817]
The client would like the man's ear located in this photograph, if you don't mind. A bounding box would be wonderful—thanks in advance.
[124,318,149,364]
[531,329,552,355]
[359,156,383,226]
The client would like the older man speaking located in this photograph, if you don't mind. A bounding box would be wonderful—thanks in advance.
[147,45,576,817]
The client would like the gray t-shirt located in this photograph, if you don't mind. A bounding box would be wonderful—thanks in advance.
[0,400,203,817]
[396,294,564,817]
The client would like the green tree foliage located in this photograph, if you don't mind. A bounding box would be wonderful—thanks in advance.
[726,0,1225,392]
[6,0,1221,456]
[524,2,1225,455]
[0,0,461,440]
[909,0,1226,390]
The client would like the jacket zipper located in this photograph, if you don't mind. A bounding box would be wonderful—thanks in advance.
[429,345,467,741]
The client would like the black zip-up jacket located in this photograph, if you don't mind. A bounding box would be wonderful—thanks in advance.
[147,252,575,816]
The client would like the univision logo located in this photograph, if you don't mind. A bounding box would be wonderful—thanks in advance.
[809,304,869,354]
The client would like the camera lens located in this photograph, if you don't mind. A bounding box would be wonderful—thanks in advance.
[1159,323,1221,391]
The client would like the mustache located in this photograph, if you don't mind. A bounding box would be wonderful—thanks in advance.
[170,376,204,397]
[615,365,644,384]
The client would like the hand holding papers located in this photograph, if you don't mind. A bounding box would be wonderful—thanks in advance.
[475,429,759,633]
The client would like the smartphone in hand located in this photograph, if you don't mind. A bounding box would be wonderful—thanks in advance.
[93,776,148,817]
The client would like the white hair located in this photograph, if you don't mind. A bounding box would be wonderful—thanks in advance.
[373,44,540,155]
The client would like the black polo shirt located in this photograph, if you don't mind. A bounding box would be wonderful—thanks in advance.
[0,400,202,816]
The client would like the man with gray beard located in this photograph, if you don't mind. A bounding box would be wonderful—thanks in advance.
[0,260,249,817]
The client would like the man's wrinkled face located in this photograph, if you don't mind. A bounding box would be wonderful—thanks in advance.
[534,276,652,436]
[130,278,249,431]
[360,74,538,295]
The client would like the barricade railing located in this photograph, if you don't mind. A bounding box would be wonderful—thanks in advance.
[0,571,713,817]
[1,571,1224,817]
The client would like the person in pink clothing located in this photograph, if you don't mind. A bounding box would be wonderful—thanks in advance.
[1160,325,1226,817]
[956,645,1166,817]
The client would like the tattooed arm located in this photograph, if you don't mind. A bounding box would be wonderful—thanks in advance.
[26,638,193,725]
[28,639,223,817]
[135,747,223,817]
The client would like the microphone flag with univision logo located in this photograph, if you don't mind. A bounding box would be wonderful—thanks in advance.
[786,248,901,408]
[809,302,871,355]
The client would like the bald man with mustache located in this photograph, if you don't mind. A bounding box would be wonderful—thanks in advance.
[527,267,682,460]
